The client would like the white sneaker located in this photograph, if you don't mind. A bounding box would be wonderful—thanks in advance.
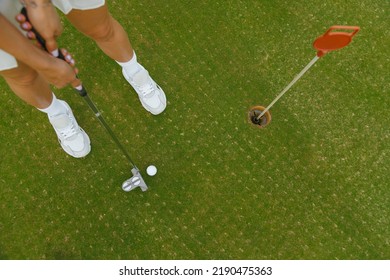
[48,101,91,158]
[122,66,167,115]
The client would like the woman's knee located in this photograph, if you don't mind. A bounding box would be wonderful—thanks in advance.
[84,16,117,43]
[0,63,40,87]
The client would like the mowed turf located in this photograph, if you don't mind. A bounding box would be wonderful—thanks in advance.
[0,0,389,259]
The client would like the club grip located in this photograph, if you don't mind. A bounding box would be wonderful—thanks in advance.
[21,7,87,97]
[21,7,66,59]
[20,8,48,51]
[75,85,88,97]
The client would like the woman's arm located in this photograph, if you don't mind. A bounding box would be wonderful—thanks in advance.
[0,14,79,88]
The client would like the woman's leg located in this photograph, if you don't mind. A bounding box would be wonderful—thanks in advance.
[0,62,91,158]
[0,61,52,109]
[66,4,133,63]
[65,3,167,115]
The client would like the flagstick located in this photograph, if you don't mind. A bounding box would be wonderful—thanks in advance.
[257,55,320,120]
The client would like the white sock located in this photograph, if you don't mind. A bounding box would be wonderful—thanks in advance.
[116,52,142,77]
[38,93,67,117]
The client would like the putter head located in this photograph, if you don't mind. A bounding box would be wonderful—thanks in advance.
[122,168,148,192]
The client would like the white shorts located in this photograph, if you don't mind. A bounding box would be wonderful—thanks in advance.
[0,0,105,71]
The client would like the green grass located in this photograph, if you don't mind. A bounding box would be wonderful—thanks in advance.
[0,0,389,259]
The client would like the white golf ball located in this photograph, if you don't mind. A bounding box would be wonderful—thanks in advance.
[146,165,157,176]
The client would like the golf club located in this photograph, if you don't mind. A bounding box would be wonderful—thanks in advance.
[249,25,360,128]
[21,8,148,192]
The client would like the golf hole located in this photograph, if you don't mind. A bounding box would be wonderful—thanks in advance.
[248,106,271,128]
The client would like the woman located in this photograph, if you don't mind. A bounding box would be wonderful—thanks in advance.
[0,0,166,158]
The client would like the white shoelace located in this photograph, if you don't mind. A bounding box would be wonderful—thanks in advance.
[58,122,78,140]
[138,82,155,97]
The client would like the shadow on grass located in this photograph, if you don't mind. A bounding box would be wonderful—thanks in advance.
[44,241,81,260]
[0,245,9,260]
[46,247,80,260]
[47,249,79,260]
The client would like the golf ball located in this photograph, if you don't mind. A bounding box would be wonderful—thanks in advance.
[146,165,157,176]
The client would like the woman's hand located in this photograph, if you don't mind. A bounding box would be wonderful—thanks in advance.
[37,49,81,89]
[16,0,63,53]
